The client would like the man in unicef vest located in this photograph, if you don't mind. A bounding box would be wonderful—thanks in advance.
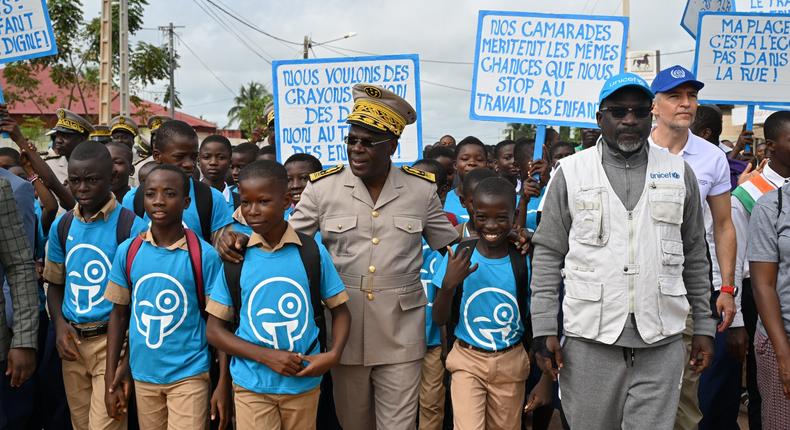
[529,72,716,430]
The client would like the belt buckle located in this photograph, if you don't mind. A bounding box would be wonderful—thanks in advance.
[81,327,99,338]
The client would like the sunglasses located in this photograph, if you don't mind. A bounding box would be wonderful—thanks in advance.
[343,135,393,148]
[599,106,653,119]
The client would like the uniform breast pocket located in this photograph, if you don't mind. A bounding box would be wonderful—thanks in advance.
[572,188,608,246]
[324,215,357,256]
[393,216,423,256]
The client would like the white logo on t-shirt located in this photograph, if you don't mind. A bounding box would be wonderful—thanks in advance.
[66,244,111,314]
[463,287,521,350]
[248,277,309,352]
[133,273,188,349]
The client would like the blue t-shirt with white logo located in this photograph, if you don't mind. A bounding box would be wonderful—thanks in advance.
[107,234,225,384]
[421,241,442,348]
[46,206,148,324]
[432,245,529,352]
[233,221,322,244]
[210,241,345,395]
[444,189,469,223]
[121,178,233,241]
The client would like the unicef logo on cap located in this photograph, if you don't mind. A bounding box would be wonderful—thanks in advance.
[670,68,686,79]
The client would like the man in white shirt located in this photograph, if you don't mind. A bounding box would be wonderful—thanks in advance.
[648,65,737,430]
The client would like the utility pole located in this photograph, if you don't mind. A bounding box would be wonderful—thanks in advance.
[98,0,112,124]
[303,35,310,59]
[119,0,129,115]
[159,23,184,118]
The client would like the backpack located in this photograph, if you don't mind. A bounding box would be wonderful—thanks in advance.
[222,231,326,353]
[134,178,213,241]
[448,238,532,351]
[231,191,240,210]
[57,207,138,252]
[124,228,207,319]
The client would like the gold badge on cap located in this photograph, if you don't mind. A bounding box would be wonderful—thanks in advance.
[364,86,382,98]
[119,117,126,125]
[57,109,65,119]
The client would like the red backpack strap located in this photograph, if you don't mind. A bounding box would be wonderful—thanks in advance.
[184,229,206,318]
[125,234,146,291]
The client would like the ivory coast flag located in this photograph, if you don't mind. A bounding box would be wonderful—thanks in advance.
[732,174,778,214]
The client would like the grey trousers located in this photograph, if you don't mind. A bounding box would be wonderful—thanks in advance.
[560,337,685,430]
[332,360,422,430]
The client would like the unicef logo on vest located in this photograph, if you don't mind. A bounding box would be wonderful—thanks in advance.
[463,287,521,351]
[670,68,686,79]
[247,277,310,352]
[66,244,111,314]
[133,273,188,349]
[650,171,681,180]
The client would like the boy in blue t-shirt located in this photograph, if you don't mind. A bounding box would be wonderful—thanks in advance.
[103,165,230,428]
[121,120,233,242]
[432,176,550,429]
[198,134,236,211]
[444,137,488,223]
[284,153,322,220]
[205,160,351,429]
[43,142,147,430]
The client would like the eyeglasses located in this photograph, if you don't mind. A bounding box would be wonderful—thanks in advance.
[344,135,393,147]
[599,106,653,119]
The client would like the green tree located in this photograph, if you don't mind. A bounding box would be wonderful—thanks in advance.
[2,0,173,122]
[163,84,183,110]
[227,82,271,138]
[502,123,537,140]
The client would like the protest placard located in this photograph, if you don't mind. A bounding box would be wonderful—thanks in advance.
[733,0,790,13]
[469,11,628,129]
[681,0,734,38]
[271,54,421,167]
[0,0,56,63]
[693,12,790,106]
[732,104,782,125]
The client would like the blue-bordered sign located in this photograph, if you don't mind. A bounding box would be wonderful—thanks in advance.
[272,54,422,167]
[469,11,628,129]
[693,12,790,106]
[0,0,57,63]
[733,0,790,13]
[681,0,734,38]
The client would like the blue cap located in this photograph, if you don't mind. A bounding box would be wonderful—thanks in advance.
[599,72,654,103]
[650,65,704,94]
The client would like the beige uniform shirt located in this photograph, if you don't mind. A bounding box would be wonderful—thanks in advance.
[290,164,458,366]
[44,149,68,185]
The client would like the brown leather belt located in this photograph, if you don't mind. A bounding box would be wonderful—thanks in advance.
[456,339,521,354]
[69,321,109,339]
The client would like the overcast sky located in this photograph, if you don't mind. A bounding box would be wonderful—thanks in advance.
[83,0,698,144]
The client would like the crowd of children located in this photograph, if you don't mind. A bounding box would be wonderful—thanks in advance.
[1,75,789,430]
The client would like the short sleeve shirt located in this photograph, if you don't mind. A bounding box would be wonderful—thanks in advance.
[432,245,527,352]
[44,206,147,323]
[121,178,233,240]
[444,189,469,223]
[104,234,225,384]
[748,186,790,337]
[206,240,346,395]
[420,241,442,347]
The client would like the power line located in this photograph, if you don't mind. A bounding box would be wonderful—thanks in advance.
[174,33,236,96]
[202,0,302,46]
[182,97,237,108]
[322,43,474,65]
[192,0,273,65]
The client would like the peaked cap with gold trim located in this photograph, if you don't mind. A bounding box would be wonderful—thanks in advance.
[263,102,275,127]
[147,115,171,133]
[110,115,139,136]
[346,84,416,137]
[89,125,112,142]
[50,108,93,136]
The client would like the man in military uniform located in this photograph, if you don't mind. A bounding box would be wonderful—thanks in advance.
[109,114,139,149]
[250,102,275,147]
[44,108,93,185]
[89,125,112,144]
[134,115,170,169]
[290,84,459,429]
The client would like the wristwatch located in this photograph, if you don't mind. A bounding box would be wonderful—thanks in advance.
[721,285,739,297]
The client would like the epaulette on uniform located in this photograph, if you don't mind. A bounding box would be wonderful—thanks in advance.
[309,164,344,182]
[401,165,435,183]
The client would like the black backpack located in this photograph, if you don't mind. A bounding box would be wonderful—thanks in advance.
[448,238,533,351]
[223,231,326,352]
[134,178,213,241]
[57,207,138,252]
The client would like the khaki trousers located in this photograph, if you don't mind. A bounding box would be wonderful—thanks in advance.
[675,316,702,430]
[419,346,445,430]
[233,384,320,429]
[333,360,422,430]
[61,333,127,430]
[134,372,209,430]
[445,342,530,430]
